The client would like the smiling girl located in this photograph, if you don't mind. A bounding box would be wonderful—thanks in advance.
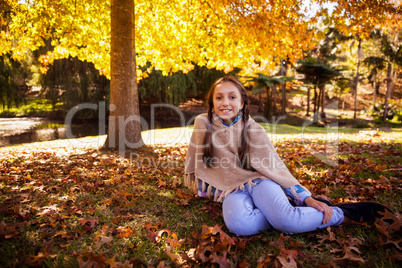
[184,76,393,236]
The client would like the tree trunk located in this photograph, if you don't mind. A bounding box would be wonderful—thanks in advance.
[320,84,326,121]
[389,67,397,99]
[281,59,287,115]
[272,84,277,115]
[372,77,377,111]
[103,0,144,153]
[258,90,263,112]
[313,84,318,113]
[264,86,272,119]
[306,86,310,116]
[383,62,393,122]
[312,84,318,122]
[390,32,399,99]
[353,38,362,119]
[317,86,322,113]
[316,85,322,122]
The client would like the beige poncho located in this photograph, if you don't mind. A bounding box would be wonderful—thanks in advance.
[184,113,310,202]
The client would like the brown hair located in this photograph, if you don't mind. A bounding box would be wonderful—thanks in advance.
[203,76,251,169]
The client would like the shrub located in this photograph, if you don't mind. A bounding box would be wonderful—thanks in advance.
[371,99,402,122]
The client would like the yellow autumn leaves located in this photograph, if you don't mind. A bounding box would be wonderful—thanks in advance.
[1,0,401,78]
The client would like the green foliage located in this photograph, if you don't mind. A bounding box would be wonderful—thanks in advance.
[41,56,109,117]
[244,73,294,94]
[371,29,402,63]
[312,27,351,62]
[138,64,197,106]
[138,64,240,105]
[371,99,402,123]
[363,56,387,71]
[332,77,351,96]
[363,56,387,92]
[0,99,58,117]
[295,57,341,85]
[0,53,31,110]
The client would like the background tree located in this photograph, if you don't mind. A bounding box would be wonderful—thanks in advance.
[0,0,320,150]
[1,0,401,150]
[351,36,363,119]
[41,56,109,114]
[370,28,402,121]
[137,64,240,106]
[363,56,387,111]
[103,0,142,150]
[296,58,341,121]
[0,53,33,111]
[317,0,402,119]
[0,54,18,110]
[245,73,294,120]
[279,59,289,116]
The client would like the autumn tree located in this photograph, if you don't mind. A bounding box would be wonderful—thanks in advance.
[1,0,401,151]
[102,0,143,150]
[369,28,402,121]
[1,0,320,150]
[363,56,386,110]
[316,0,402,119]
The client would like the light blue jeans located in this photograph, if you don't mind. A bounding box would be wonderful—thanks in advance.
[222,179,344,236]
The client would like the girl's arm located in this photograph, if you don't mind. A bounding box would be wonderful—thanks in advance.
[305,197,333,225]
[247,122,334,224]
[285,186,333,225]
[284,185,311,206]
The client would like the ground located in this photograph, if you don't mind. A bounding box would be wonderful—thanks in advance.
[0,127,401,267]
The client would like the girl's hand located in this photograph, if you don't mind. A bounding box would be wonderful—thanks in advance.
[304,197,333,225]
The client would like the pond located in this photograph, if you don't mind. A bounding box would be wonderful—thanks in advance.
[0,118,105,147]
[0,102,207,147]
[0,113,196,147]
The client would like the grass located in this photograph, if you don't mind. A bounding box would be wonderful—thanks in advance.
[0,99,62,117]
[142,123,402,147]
[0,128,401,267]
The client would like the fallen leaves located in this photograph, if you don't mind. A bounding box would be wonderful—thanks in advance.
[279,137,402,203]
[0,221,23,239]
[0,133,400,267]
[94,235,113,249]
[188,224,237,267]
[332,236,365,263]
[78,219,99,232]
[24,250,57,267]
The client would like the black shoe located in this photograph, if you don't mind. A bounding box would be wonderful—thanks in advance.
[336,201,394,223]
[314,198,334,207]
[289,197,334,207]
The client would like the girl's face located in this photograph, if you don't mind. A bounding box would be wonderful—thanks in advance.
[213,82,244,124]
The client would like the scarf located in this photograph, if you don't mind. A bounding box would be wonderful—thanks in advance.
[184,113,309,202]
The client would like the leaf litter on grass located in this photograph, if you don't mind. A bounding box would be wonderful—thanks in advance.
[0,131,401,267]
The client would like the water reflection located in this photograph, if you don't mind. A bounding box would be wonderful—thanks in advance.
[0,118,104,147]
[0,116,187,147]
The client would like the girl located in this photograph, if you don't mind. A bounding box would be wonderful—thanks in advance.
[185,76,392,236]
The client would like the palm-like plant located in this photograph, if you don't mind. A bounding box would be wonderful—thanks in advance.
[370,28,402,122]
[245,73,294,119]
[363,56,387,111]
[295,58,341,121]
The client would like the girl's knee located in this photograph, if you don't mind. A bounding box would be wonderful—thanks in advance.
[222,192,255,221]
[253,180,282,194]
[268,214,299,233]
[223,192,271,236]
